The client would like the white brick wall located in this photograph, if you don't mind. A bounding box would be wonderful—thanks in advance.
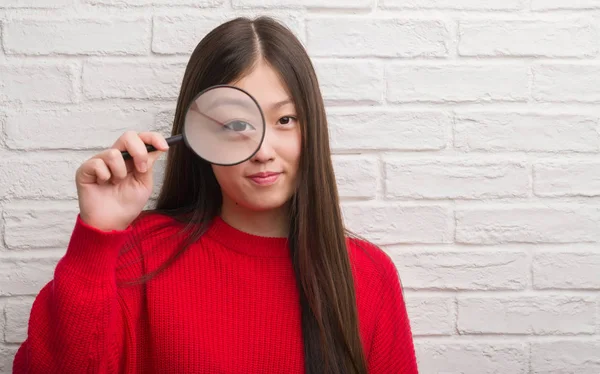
[1,1,599,373]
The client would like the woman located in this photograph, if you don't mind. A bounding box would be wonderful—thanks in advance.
[13,16,418,374]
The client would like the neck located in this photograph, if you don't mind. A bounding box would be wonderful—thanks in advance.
[219,198,290,238]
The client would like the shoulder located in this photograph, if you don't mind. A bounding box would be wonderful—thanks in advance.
[345,236,407,353]
[345,236,400,290]
[346,236,397,277]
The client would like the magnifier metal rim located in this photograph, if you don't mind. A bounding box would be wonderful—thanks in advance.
[181,84,267,166]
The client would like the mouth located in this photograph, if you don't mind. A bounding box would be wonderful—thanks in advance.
[247,171,282,186]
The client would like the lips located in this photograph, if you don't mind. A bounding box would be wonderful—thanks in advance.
[247,171,281,186]
[247,172,281,178]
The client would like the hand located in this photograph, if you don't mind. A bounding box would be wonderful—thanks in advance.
[75,131,169,232]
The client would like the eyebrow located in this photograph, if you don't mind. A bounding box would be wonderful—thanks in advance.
[269,98,294,110]
[205,97,295,112]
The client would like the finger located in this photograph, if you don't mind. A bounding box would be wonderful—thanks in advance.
[138,131,169,152]
[137,132,169,169]
[92,158,112,185]
[98,148,128,182]
[114,131,152,173]
[77,158,112,185]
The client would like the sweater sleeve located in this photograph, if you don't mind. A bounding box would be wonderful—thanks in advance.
[367,255,419,374]
[12,214,132,374]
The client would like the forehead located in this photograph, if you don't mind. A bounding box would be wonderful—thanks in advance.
[231,61,292,107]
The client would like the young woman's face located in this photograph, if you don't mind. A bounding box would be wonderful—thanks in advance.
[211,60,302,212]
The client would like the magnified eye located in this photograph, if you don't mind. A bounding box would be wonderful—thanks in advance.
[223,120,256,132]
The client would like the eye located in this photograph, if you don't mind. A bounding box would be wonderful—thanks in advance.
[278,116,297,126]
[223,120,255,132]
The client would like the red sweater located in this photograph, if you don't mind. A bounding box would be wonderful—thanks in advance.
[13,213,418,373]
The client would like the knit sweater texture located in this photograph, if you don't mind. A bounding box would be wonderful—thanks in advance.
[13,213,418,373]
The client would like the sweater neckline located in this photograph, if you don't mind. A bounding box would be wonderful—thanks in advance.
[205,216,290,258]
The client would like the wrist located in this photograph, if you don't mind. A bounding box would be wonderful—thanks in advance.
[79,213,131,232]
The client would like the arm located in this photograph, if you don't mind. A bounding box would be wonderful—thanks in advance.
[13,215,131,374]
[367,256,419,374]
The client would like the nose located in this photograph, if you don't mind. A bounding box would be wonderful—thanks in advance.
[250,127,275,163]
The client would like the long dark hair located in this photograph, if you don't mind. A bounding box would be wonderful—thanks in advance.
[120,16,368,374]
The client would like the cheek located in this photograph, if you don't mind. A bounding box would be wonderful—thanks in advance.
[212,165,244,191]
[280,131,302,169]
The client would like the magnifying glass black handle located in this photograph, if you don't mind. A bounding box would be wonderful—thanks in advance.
[121,134,183,160]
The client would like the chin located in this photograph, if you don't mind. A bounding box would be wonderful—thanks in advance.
[241,195,291,212]
[245,201,287,212]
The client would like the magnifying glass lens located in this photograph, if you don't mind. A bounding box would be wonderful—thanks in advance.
[183,86,265,165]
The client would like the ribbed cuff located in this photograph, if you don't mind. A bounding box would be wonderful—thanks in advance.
[59,214,133,282]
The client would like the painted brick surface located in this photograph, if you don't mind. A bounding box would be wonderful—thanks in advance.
[1,1,598,372]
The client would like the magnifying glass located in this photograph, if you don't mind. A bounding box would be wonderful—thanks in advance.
[121,85,266,166]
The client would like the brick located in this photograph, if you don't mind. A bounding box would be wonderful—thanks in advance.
[531,340,600,374]
[83,61,186,100]
[0,155,84,200]
[535,161,600,197]
[455,111,600,153]
[404,295,454,335]
[457,295,597,334]
[4,106,158,150]
[381,0,524,10]
[152,15,240,55]
[4,297,34,343]
[0,0,71,7]
[456,204,600,244]
[533,63,600,102]
[154,109,176,135]
[84,0,223,5]
[0,206,4,251]
[0,345,19,374]
[4,18,150,56]
[597,297,600,335]
[384,158,529,199]
[459,20,597,57]
[532,0,600,10]
[533,251,600,289]
[596,301,600,336]
[331,155,378,199]
[4,204,79,250]
[415,341,528,374]
[391,249,529,290]
[313,60,384,105]
[233,0,371,8]
[152,15,218,54]
[150,158,168,200]
[144,198,159,211]
[307,17,448,57]
[386,64,529,103]
[0,112,6,149]
[153,14,304,54]
[0,301,5,340]
[327,109,448,152]
[341,203,452,245]
[0,63,77,103]
[0,258,58,296]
